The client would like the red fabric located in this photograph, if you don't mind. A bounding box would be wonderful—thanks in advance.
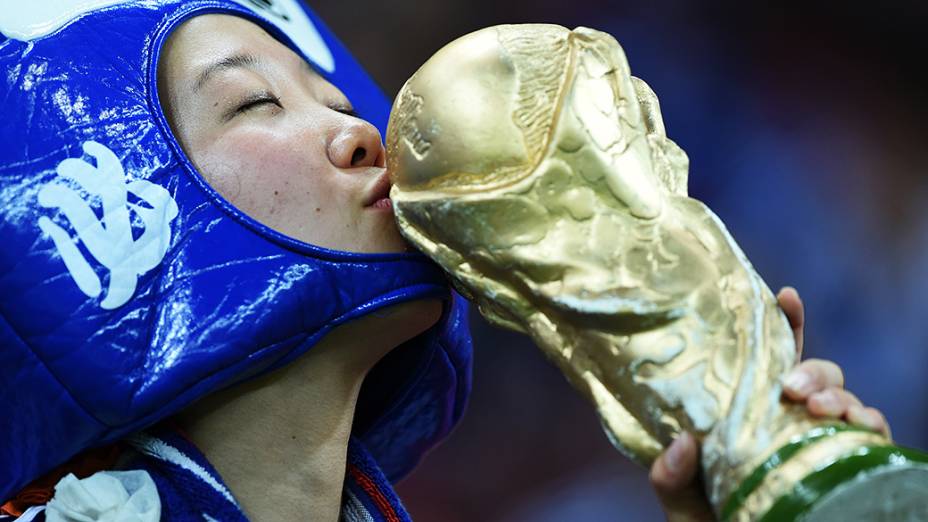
[347,464,401,522]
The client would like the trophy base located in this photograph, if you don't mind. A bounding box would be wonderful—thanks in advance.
[722,426,928,521]
[795,461,928,521]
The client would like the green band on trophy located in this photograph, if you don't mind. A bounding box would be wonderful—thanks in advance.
[720,424,865,520]
[759,444,928,521]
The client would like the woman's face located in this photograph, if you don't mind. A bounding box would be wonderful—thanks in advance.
[158,14,406,253]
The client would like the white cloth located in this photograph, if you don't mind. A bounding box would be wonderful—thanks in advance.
[45,470,160,522]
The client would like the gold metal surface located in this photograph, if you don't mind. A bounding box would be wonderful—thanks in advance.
[386,24,890,517]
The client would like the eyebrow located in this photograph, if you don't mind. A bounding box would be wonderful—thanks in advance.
[193,52,261,93]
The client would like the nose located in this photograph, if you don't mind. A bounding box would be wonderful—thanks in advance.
[327,119,385,169]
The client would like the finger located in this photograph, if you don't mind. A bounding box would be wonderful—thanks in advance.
[847,405,892,439]
[806,387,863,418]
[782,358,844,400]
[777,287,804,360]
[649,432,714,521]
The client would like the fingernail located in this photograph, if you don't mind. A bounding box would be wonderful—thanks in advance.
[783,370,810,394]
[665,434,688,474]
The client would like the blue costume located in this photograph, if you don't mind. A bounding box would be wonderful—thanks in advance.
[0,0,472,514]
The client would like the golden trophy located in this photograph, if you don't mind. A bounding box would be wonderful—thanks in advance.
[386,24,928,521]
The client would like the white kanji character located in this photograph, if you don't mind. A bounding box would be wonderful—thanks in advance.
[38,141,179,309]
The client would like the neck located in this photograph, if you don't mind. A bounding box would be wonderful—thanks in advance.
[176,299,442,522]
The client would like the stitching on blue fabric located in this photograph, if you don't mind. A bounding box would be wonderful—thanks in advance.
[108,284,448,439]
[0,311,107,427]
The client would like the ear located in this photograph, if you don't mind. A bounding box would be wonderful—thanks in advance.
[631,77,690,198]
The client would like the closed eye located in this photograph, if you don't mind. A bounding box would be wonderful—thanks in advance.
[329,104,359,118]
[226,91,282,120]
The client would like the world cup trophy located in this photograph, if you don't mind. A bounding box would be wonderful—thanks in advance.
[386,24,928,521]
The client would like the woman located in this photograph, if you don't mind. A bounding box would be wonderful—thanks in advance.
[0,2,887,521]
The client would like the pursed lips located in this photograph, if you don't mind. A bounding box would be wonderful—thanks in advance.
[363,170,393,209]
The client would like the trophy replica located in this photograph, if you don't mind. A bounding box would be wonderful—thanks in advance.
[386,24,928,520]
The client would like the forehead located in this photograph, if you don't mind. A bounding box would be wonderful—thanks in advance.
[165,14,302,75]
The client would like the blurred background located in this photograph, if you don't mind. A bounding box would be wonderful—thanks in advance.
[311,1,928,520]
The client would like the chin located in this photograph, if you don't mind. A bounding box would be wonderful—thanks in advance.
[366,218,411,254]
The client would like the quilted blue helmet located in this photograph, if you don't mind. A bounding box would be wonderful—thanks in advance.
[0,0,472,502]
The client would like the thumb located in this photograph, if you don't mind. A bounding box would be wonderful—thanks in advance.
[649,432,715,522]
[776,286,804,361]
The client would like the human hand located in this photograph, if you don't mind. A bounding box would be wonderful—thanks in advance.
[648,287,891,521]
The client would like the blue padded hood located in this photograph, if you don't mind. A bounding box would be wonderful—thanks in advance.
[0,0,472,502]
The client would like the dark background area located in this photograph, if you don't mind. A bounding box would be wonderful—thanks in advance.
[311,2,928,520]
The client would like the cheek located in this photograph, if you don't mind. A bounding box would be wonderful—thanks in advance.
[185,123,401,253]
[196,129,337,220]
